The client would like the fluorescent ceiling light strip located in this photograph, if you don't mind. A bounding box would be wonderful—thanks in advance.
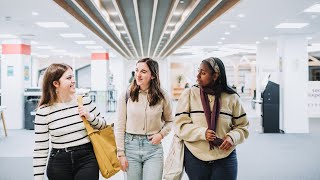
[147,0,158,57]
[35,22,69,28]
[112,0,139,58]
[304,4,320,13]
[71,0,129,59]
[133,0,144,57]
[60,33,86,38]
[74,41,96,45]
[152,0,180,57]
[36,46,55,49]
[157,0,201,58]
[275,23,309,29]
[163,0,223,57]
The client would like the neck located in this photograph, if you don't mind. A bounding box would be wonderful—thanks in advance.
[139,84,149,91]
[57,93,75,103]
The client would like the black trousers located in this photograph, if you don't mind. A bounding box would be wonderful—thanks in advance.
[184,146,238,180]
[46,143,99,180]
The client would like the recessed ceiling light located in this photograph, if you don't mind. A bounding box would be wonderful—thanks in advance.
[275,23,309,29]
[304,4,320,13]
[256,41,260,44]
[180,0,184,3]
[220,37,226,40]
[114,23,123,26]
[108,12,118,16]
[0,34,17,38]
[51,49,67,53]
[306,37,313,40]
[35,22,69,28]
[237,14,245,18]
[36,55,50,58]
[74,41,96,45]
[224,32,230,35]
[85,46,104,49]
[32,11,39,16]
[119,31,126,34]
[264,37,269,40]
[229,24,237,28]
[217,42,223,44]
[60,33,86,38]
[173,11,182,16]
[36,46,55,49]
[168,23,175,27]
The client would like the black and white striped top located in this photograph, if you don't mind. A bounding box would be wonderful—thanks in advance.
[33,96,107,180]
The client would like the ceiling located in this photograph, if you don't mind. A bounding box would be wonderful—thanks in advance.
[53,0,240,59]
[1,0,320,61]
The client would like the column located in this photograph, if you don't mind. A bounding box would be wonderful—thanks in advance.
[1,39,31,129]
[91,52,109,116]
[278,36,309,133]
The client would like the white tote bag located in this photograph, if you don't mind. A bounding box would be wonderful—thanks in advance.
[163,135,184,180]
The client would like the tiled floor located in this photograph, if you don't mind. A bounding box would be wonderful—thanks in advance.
[1,98,320,180]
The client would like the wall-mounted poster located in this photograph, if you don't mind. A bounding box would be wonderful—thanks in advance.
[24,66,30,81]
[7,66,14,76]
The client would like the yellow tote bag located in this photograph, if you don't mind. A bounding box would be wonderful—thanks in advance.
[77,96,120,179]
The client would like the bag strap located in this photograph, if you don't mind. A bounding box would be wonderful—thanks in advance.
[77,96,95,134]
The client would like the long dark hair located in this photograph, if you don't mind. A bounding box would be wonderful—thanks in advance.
[129,58,164,106]
[38,63,72,107]
[202,57,237,96]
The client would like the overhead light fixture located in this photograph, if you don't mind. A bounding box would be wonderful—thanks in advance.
[173,11,183,16]
[224,32,230,35]
[217,42,223,44]
[51,49,67,53]
[108,11,118,16]
[168,23,176,27]
[85,46,104,49]
[304,4,320,13]
[220,37,226,40]
[119,31,126,34]
[31,41,39,45]
[32,11,39,16]
[263,37,269,40]
[35,22,69,28]
[275,23,309,29]
[256,41,260,44]
[229,24,237,28]
[180,0,184,3]
[60,33,86,38]
[74,41,96,45]
[0,34,17,38]
[36,46,55,49]
[237,14,245,18]
[306,37,313,40]
[36,55,50,58]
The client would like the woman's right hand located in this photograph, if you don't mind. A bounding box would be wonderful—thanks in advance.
[205,129,216,141]
[119,156,128,172]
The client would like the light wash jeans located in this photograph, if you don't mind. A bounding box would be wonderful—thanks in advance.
[124,133,163,180]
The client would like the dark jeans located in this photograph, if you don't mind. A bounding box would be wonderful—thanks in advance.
[184,146,238,180]
[46,143,99,180]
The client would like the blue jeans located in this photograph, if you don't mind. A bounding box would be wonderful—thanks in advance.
[46,143,99,180]
[124,133,163,180]
[184,146,238,180]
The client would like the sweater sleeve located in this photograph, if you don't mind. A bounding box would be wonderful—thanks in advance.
[174,88,207,142]
[114,91,127,157]
[83,96,108,130]
[159,91,173,138]
[226,95,249,145]
[33,107,50,180]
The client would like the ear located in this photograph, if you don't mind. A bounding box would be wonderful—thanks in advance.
[151,76,155,80]
[53,81,60,88]
[212,72,219,81]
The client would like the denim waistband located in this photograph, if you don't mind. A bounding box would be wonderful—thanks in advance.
[52,142,93,153]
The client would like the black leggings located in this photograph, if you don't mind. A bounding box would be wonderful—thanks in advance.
[46,144,99,180]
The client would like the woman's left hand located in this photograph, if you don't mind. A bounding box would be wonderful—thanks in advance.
[219,136,234,151]
[78,106,90,119]
[148,133,163,145]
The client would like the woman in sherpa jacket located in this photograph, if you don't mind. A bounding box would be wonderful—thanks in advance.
[174,57,249,180]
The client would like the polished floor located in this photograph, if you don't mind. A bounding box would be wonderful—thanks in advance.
[0,99,319,180]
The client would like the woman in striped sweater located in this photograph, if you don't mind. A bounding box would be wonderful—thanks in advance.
[33,63,107,180]
[174,57,249,180]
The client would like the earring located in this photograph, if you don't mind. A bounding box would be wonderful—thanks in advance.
[55,89,59,94]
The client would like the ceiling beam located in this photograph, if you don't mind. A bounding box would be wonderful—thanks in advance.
[163,0,240,57]
[53,0,128,58]
[113,0,139,58]
[133,0,144,57]
[147,0,159,57]
[151,0,179,57]
[157,0,201,58]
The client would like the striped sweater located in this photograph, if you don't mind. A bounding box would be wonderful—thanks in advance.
[33,96,107,180]
[174,86,249,161]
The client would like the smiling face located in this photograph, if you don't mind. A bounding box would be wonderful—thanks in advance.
[197,62,219,88]
[135,62,154,90]
[53,68,76,95]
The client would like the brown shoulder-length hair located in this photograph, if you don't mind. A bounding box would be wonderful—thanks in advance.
[129,58,164,106]
[38,63,72,107]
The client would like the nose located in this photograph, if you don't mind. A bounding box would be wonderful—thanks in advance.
[196,72,201,79]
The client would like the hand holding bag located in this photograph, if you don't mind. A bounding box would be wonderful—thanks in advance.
[163,135,184,180]
[77,96,120,179]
